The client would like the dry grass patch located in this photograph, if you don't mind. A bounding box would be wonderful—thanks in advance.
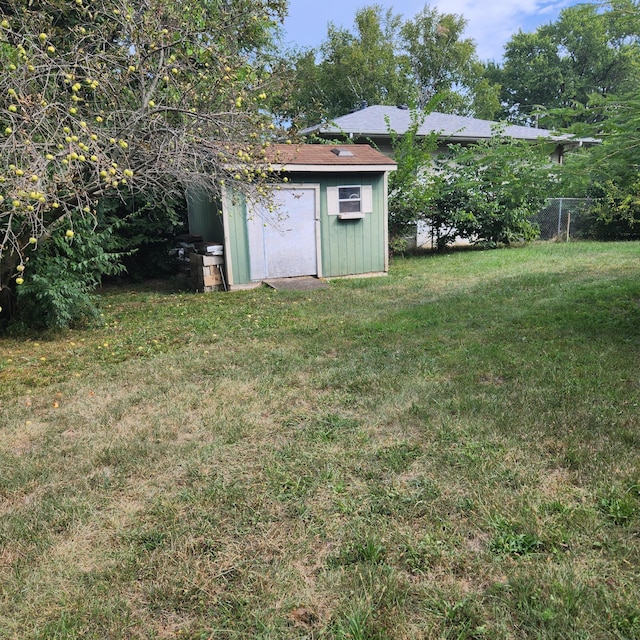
[1,242,639,638]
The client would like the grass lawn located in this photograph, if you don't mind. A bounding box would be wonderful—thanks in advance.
[1,241,639,639]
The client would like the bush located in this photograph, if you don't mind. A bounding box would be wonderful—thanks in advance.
[12,217,126,330]
[3,193,188,332]
[426,137,554,248]
[387,109,558,250]
[582,179,640,241]
[98,195,188,281]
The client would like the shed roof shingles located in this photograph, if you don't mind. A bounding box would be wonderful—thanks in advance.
[266,143,397,167]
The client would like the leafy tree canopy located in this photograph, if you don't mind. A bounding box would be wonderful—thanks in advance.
[401,6,499,118]
[559,90,640,239]
[283,5,415,126]
[282,3,500,128]
[486,0,640,128]
[0,0,288,323]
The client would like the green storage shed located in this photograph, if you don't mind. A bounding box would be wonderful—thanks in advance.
[187,143,397,290]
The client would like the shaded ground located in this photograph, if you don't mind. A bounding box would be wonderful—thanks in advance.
[263,276,330,291]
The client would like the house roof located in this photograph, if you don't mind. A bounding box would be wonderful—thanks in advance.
[300,105,598,146]
[264,142,397,173]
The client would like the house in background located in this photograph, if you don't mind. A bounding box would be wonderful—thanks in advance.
[301,104,598,248]
[300,104,598,163]
[187,143,396,289]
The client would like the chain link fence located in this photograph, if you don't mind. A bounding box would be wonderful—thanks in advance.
[532,198,593,241]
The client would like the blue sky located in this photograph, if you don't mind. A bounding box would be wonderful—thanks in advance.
[281,0,584,62]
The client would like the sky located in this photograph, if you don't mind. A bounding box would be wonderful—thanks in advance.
[281,0,584,62]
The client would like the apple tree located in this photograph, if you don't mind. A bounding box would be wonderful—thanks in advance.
[0,0,288,326]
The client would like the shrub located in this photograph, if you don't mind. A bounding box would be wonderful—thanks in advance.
[427,136,554,248]
[12,217,126,330]
[583,179,640,241]
[387,109,557,251]
[98,194,188,281]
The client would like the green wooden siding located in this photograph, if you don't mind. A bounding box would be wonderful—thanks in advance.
[212,172,388,286]
[267,172,386,279]
[317,173,386,278]
[223,191,251,286]
[186,189,224,242]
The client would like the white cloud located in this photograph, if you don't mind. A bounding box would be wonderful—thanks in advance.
[428,0,577,60]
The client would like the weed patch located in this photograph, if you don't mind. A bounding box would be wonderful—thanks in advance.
[489,519,545,557]
[598,483,640,526]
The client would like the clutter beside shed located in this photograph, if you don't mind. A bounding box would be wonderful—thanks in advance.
[187,143,397,291]
[189,242,226,292]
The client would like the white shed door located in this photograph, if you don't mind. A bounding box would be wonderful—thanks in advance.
[247,188,318,280]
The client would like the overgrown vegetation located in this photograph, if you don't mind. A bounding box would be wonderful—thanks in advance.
[12,216,126,330]
[425,136,557,249]
[386,108,438,242]
[486,0,640,128]
[1,242,638,638]
[294,1,640,252]
[387,112,559,250]
[0,0,288,324]
[560,91,640,241]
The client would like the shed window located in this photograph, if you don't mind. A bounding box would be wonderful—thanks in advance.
[338,186,362,213]
[327,184,373,219]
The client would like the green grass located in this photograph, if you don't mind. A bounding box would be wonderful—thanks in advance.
[1,241,639,639]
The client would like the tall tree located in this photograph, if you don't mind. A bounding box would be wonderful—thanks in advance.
[285,5,415,127]
[401,6,499,116]
[487,0,640,127]
[284,3,500,129]
[0,0,288,323]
